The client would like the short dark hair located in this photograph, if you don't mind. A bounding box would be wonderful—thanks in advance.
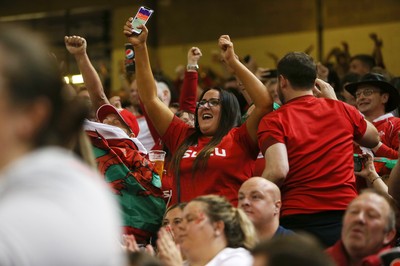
[251,234,335,266]
[350,54,376,70]
[277,52,317,89]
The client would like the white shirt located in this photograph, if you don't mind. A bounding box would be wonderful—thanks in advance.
[137,116,156,152]
[84,119,147,154]
[205,247,253,266]
[0,147,126,266]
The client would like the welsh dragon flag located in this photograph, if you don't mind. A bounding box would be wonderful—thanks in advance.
[84,120,166,243]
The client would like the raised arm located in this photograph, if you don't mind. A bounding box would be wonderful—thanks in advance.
[179,47,202,114]
[123,21,173,137]
[64,36,109,111]
[218,35,273,144]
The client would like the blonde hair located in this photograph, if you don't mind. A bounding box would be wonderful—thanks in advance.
[193,195,257,249]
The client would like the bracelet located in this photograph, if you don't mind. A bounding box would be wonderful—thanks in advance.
[370,176,380,185]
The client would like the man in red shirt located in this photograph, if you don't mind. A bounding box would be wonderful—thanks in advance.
[326,190,397,266]
[345,73,400,159]
[257,52,379,247]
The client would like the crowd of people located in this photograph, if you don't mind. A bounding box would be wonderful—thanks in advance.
[0,14,399,266]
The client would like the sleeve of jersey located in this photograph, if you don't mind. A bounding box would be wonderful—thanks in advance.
[257,115,285,155]
[374,143,398,159]
[161,116,193,153]
[343,104,367,140]
[179,71,198,113]
[234,122,259,159]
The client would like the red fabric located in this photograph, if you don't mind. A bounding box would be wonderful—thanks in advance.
[373,116,400,159]
[258,96,367,216]
[120,109,140,137]
[162,116,259,206]
[97,104,140,137]
[326,239,390,266]
[179,71,198,113]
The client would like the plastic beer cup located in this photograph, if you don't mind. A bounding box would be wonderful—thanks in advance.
[148,150,166,179]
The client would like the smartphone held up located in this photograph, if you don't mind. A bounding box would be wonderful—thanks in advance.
[131,6,154,34]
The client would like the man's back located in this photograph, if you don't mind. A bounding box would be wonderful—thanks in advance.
[258,95,367,216]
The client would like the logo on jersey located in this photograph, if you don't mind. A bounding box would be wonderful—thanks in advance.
[183,148,227,158]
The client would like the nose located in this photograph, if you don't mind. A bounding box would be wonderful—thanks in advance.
[355,211,366,224]
[178,218,187,231]
[102,118,111,125]
[357,93,365,99]
[239,197,250,207]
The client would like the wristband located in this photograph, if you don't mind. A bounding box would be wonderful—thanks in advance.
[186,64,199,71]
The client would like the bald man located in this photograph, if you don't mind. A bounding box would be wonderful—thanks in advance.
[238,177,293,240]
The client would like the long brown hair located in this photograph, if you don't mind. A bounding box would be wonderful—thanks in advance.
[169,87,241,177]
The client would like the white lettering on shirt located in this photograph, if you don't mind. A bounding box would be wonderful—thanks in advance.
[182,148,227,158]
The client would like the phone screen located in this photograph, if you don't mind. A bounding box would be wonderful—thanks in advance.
[131,6,154,34]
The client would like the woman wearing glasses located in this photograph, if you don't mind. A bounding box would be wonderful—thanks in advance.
[123,21,272,206]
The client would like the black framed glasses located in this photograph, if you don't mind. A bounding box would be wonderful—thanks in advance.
[197,98,220,108]
[355,88,380,98]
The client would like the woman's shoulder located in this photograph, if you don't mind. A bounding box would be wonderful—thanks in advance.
[206,247,252,266]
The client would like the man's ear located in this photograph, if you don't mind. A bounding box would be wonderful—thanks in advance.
[17,98,51,141]
[274,200,282,216]
[383,228,396,245]
[279,75,287,89]
[380,92,389,104]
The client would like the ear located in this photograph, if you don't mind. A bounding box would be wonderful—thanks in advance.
[383,228,396,245]
[274,200,282,216]
[213,220,225,237]
[380,92,389,104]
[279,75,286,89]
[17,98,51,141]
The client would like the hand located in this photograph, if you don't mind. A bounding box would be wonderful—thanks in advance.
[157,227,183,266]
[187,47,202,65]
[64,35,87,56]
[369,33,383,47]
[123,18,148,47]
[341,41,349,51]
[121,234,140,252]
[355,153,379,184]
[313,78,337,100]
[218,35,237,64]
[121,234,155,256]
[316,62,329,82]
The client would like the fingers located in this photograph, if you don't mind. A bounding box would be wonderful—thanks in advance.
[218,35,232,51]
[122,234,140,252]
[312,85,322,97]
[145,244,155,256]
[190,47,202,57]
[64,35,86,47]
[123,17,134,36]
